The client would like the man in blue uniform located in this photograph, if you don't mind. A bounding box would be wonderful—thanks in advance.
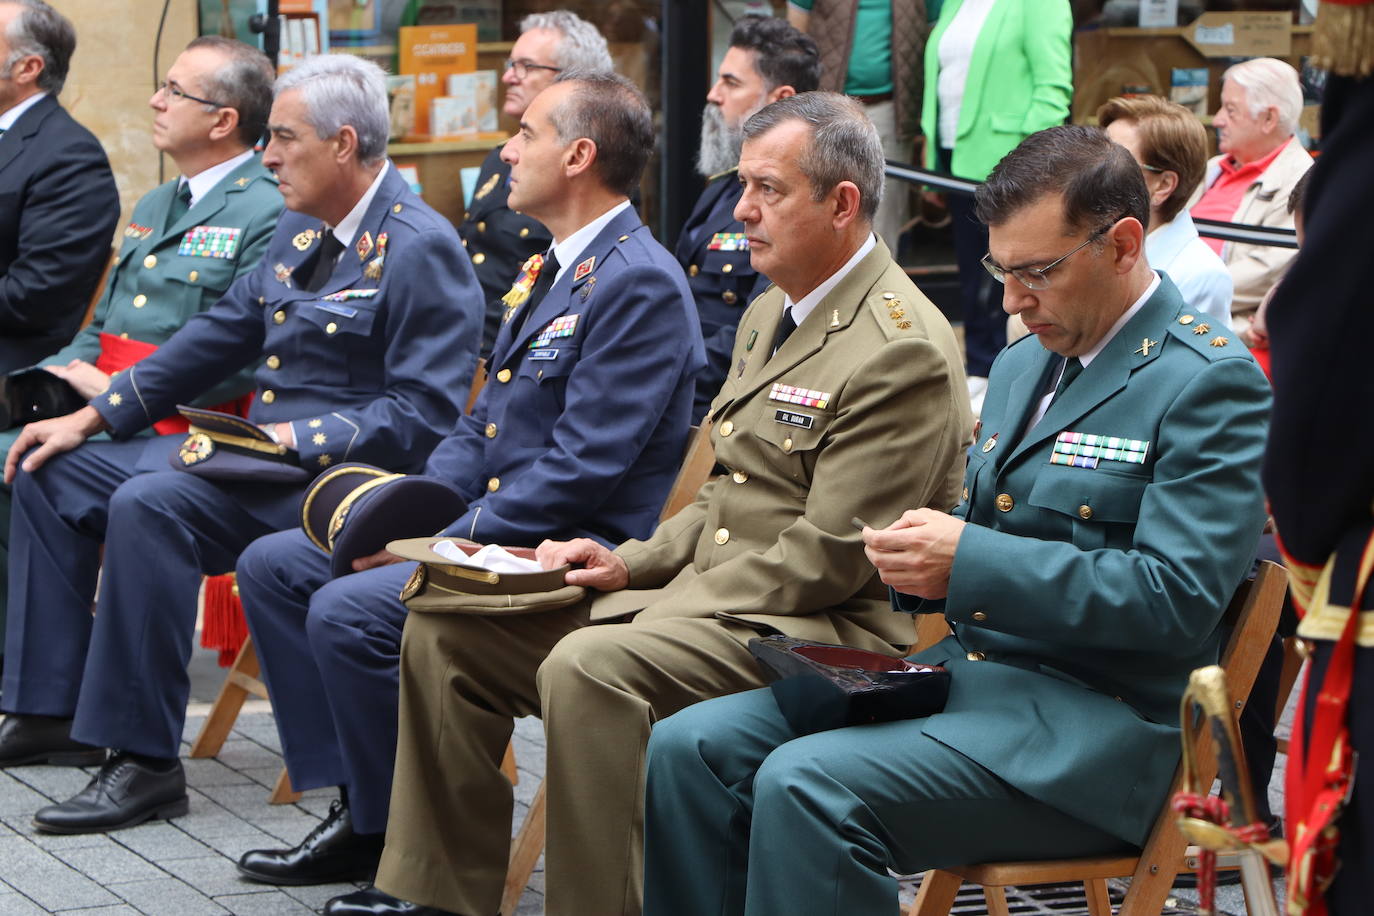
[0,35,282,681]
[459,10,610,357]
[641,126,1272,916]
[0,54,480,834]
[233,71,703,893]
[679,14,819,421]
[0,0,118,375]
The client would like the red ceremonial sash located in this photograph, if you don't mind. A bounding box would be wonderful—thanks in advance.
[95,332,253,435]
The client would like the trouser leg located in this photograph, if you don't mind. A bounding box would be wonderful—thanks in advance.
[946,189,1001,378]
[1,440,146,714]
[236,528,343,789]
[0,479,11,661]
[867,99,910,258]
[537,617,771,916]
[375,604,589,916]
[71,470,300,757]
[306,562,415,833]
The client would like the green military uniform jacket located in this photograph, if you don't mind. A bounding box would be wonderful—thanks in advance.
[901,276,1271,845]
[592,239,971,652]
[52,154,281,411]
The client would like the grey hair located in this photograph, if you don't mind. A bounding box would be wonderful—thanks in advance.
[2,0,75,94]
[742,92,884,222]
[187,37,275,148]
[275,54,390,164]
[520,10,612,72]
[548,70,653,196]
[1223,57,1303,136]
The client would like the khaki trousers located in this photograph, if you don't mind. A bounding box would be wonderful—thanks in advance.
[375,606,772,916]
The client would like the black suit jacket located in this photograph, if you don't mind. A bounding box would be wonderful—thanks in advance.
[0,94,119,373]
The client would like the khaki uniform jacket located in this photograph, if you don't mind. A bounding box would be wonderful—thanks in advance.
[591,240,971,652]
[1194,136,1312,325]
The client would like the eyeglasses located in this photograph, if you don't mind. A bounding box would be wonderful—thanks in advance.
[981,222,1117,291]
[504,58,562,80]
[157,81,225,109]
[1139,163,1166,174]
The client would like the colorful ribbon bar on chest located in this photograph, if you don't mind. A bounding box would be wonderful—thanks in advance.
[178,225,242,259]
[768,383,830,409]
[1053,431,1150,465]
[530,314,579,348]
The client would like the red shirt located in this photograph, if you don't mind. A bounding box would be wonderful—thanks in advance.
[1191,142,1289,255]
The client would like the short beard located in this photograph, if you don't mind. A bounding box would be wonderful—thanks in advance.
[696,103,746,178]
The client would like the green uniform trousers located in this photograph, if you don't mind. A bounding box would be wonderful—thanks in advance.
[375,607,773,916]
[643,688,1136,916]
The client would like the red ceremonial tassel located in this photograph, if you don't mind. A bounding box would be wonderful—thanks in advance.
[200,574,249,667]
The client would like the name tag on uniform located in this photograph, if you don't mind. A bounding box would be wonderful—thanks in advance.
[529,348,559,361]
[314,302,359,318]
[774,409,814,429]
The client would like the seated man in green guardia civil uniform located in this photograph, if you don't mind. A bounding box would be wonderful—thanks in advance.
[642,124,1272,916]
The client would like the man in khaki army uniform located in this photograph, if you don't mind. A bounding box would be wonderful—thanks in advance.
[364,92,971,916]
[460,10,610,356]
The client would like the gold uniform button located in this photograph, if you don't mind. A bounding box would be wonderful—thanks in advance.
[995,493,1014,512]
[496,368,512,383]
[722,263,733,273]
[132,294,147,308]
[485,423,498,438]
[188,270,199,283]
[966,651,986,661]
[689,264,700,277]
[477,221,486,233]
[487,477,500,492]
[618,234,629,242]
[520,227,530,238]
[714,527,730,545]
[473,252,486,265]
[393,203,403,214]
[462,238,468,247]
[273,310,286,324]
[732,470,748,484]
[120,332,129,339]
[972,611,988,622]
[961,486,969,502]
[719,420,734,437]
[722,291,737,305]
[265,355,281,370]
[143,255,157,269]
[261,389,276,404]
[782,437,794,453]
[326,322,338,335]
[258,296,265,305]
[1078,505,1093,520]
[1179,314,1195,325]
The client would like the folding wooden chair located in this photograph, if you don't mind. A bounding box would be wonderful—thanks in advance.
[908,561,1288,916]
[500,422,716,915]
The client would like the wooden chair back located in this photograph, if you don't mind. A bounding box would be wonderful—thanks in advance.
[659,422,714,522]
[908,561,1289,916]
[466,357,488,415]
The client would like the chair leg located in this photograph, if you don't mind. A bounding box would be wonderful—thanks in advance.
[1084,878,1114,916]
[908,869,962,916]
[502,780,547,916]
[500,740,518,785]
[269,766,302,805]
[190,636,264,758]
[983,885,1011,916]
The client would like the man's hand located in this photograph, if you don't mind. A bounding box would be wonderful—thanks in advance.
[264,422,296,449]
[352,548,406,572]
[4,406,108,484]
[43,360,111,399]
[861,508,967,600]
[1247,285,1275,349]
[536,538,629,591]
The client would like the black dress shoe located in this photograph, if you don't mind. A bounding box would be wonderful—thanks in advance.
[0,713,106,767]
[324,885,459,915]
[238,798,383,885]
[33,751,187,834]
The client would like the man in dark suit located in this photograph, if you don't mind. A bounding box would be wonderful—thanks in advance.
[0,0,119,374]
[0,54,480,834]
[679,14,819,421]
[232,72,703,898]
[459,10,610,356]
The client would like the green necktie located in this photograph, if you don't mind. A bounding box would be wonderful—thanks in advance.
[1053,357,1083,401]
[166,181,193,230]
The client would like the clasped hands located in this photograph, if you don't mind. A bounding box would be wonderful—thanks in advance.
[860,508,966,600]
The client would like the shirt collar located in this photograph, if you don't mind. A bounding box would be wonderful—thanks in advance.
[0,91,47,131]
[782,233,877,327]
[180,149,256,209]
[1218,138,1288,178]
[1079,271,1160,369]
[549,199,632,282]
[330,161,391,248]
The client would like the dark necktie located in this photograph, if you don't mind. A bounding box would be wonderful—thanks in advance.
[1053,356,1083,401]
[166,181,193,230]
[517,250,560,334]
[305,229,345,293]
[771,306,798,356]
